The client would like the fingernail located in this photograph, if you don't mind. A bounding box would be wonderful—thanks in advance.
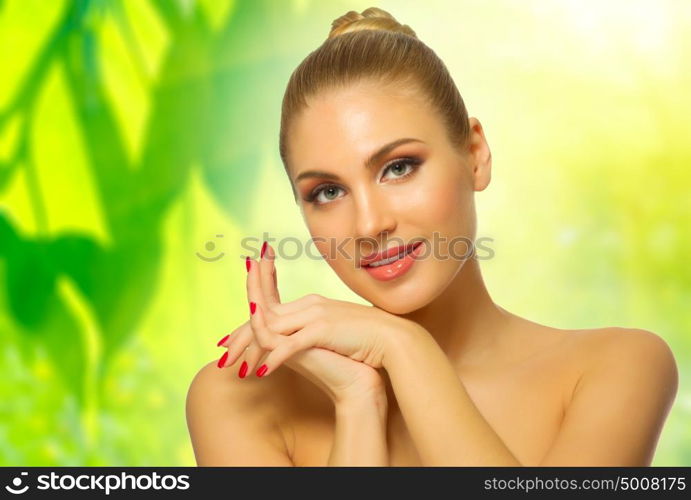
[246,256,251,272]
[216,334,230,347]
[217,351,228,368]
[239,361,248,378]
[256,364,268,377]
[261,241,267,259]
[249,301,256,315]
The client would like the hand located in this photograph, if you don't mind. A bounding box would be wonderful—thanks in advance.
[243,254,419,378]
[217,242,385,404]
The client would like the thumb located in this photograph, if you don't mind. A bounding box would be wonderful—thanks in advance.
[264,243,281,304]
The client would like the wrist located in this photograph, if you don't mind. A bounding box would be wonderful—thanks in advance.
[382,316,428,370]
[334,387,388,421]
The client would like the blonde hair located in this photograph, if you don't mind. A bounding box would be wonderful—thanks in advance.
[279,7,471,199]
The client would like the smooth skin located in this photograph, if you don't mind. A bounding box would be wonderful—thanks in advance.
[188,243,390,465]
[186,80,679,466]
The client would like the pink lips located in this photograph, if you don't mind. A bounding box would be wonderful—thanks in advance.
[360,241,421,267]
[362,241,424,281]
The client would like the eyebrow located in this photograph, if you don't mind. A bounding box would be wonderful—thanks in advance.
[294,137,425,184]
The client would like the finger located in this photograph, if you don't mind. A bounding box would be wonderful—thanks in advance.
[269,292,325,317]
[256,326,321,377]
[240,338,264,378]
[260,242,281,306]
[246,256,278,347]
[273,265,281,302]
[216,322,244,348]
[219,322,254,368]
[218,293,320,353]
[248,302,279,353]
[262,303,322,337]
[247,255,270,313]
[242,300,269,378]
[216,333,232,348]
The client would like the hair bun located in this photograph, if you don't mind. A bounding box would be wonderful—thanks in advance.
[328,7,417,39]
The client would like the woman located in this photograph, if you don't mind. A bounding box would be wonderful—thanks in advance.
[186,7,678,466]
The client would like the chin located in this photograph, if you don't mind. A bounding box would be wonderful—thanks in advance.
[362,259,464,314]
[372,299,422,315]
[357,281,435,314]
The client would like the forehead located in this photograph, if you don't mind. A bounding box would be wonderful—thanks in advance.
[289,82,441,169]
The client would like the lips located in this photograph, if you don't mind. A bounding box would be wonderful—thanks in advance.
[360,241,423,268]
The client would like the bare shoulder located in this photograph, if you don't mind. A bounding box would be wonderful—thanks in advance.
[568,326,678,379]
[185,360,296,466]
[558,325,678,399]
[539,326,679,465]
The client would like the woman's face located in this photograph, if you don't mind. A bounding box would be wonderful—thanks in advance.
[287,81,492,314]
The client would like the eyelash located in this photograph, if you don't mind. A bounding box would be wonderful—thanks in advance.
[304,157,422,206]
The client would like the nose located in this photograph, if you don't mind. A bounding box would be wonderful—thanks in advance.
[352,187,397,244]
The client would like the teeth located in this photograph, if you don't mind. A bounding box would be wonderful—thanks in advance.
[367,245,415,268]
[369,254,404,267]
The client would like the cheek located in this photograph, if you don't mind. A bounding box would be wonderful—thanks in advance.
[406,172,471,228]
[312,238,328,259]
[308,229,332,260]
[306,223,350,263]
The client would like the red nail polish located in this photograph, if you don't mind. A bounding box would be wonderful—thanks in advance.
[217,334,230,347]
[249,301,256,315]
[246,256,251,272]
[239,361,248,378]
[256,364,268,377]
[217,351,228,368]
[261,241,267,259]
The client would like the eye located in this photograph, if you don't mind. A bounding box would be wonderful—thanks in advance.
[304,157,422,206]
[381,157,421,181]
[306,184,345,205]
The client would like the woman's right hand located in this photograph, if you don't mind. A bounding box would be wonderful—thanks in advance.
[217,242,386,406]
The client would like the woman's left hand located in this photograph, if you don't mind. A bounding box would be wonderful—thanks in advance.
[248,288,418,378]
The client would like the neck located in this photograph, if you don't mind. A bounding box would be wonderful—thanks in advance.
[400,256,512,369]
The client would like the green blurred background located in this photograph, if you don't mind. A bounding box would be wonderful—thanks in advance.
[0,0,689,465]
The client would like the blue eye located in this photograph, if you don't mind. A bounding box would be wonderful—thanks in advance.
[311,185,344,204]
[382,158,420,180]
[305,157,422,206]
